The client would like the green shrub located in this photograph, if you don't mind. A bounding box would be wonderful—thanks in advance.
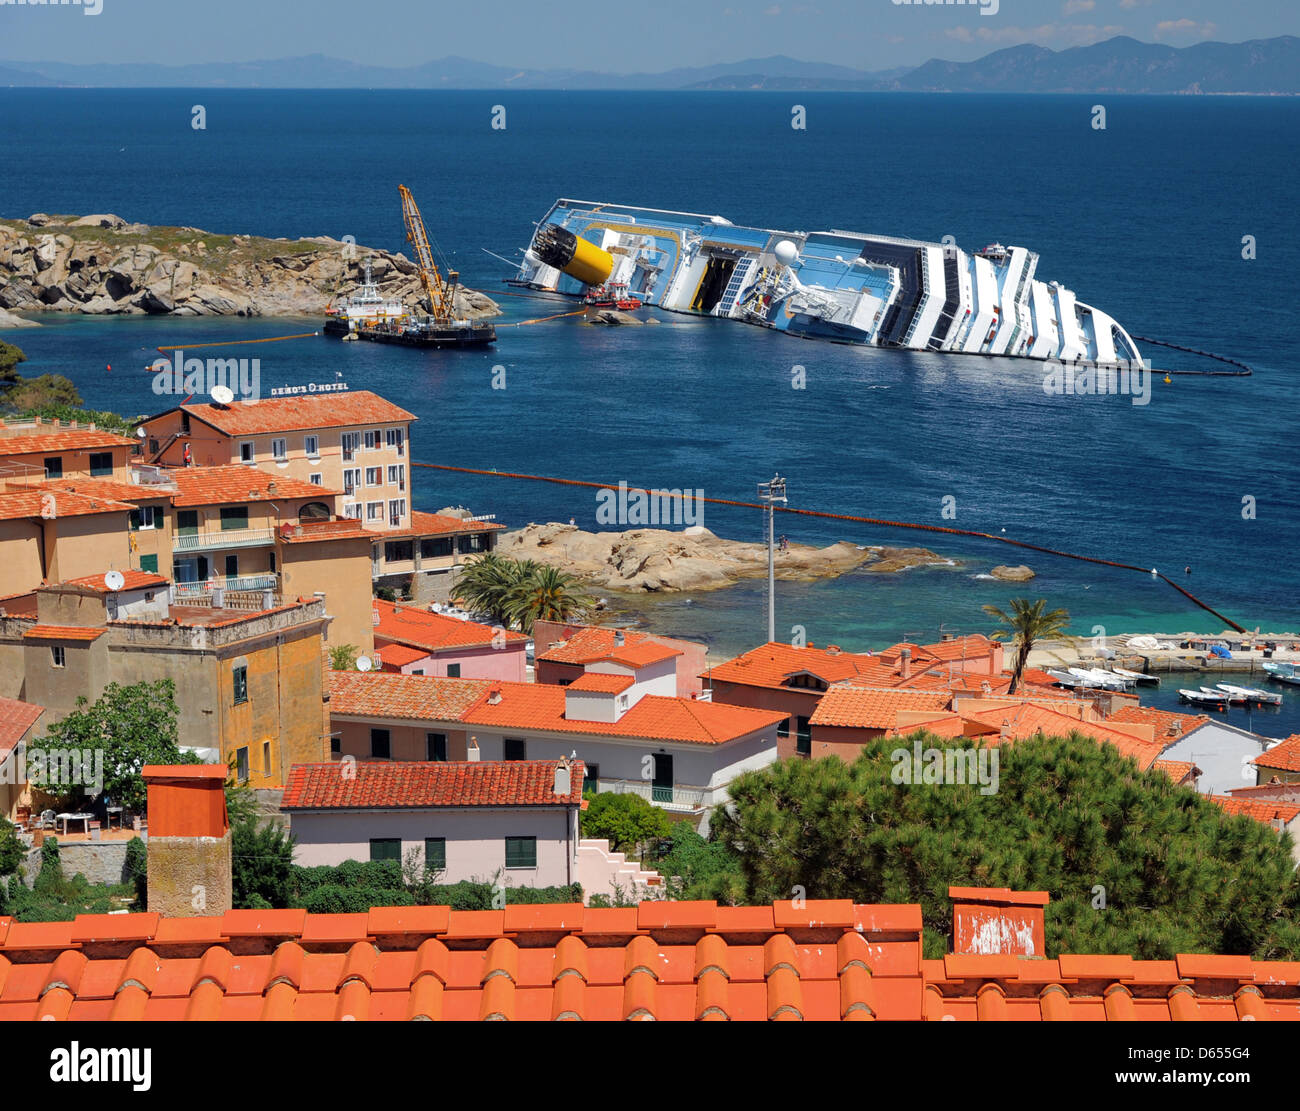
[124,837,147,908]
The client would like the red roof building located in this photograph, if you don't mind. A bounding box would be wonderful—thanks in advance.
[371,600,527,682]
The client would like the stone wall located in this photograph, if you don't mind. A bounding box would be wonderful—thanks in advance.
[13,837,136,889]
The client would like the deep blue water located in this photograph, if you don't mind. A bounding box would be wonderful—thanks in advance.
[1,90,1296,659]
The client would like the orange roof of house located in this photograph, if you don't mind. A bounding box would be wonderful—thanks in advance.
[21,625,106,642]
[372,600,525,654]
[59,570,168,594]
[282,759,585,810]
[0,696,43,754]
[377,643,429,668]
[1152,760,1199,784]
[1255,735,1300,774]
[963,704,1168,770]
[907,635,999,663]
[538,626,682,669]
[1208,795,1300,825]
[0,428,136,455]
[31,477,166,504]
[170,391,416,436]
[2,897,1297,1021]
[384,510,505,540]
[277,518,375,545]
[0,489,135,521]
[1108,705,1210,743]
[706,642,884,689]
[169,465,340,507]
[567,672,635,694]
[329,671,493,722]
[809,688,953,729]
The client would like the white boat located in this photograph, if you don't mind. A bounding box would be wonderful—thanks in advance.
[1068,667,1126,690]
[1179,688,1227,707]
[1263,661,1300,686]
[1215,683,1283,706]
[1046,669,1080,688]
[1202,685,1246,704]
[1112,666,1159,685]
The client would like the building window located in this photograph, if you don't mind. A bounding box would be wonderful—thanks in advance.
[505,837,537,869]
[140,554,159,574]
[420,536,454,559]
[268,552,276,573]
[271,438,287,461]
[795,716,812,757]
[220,506,249,531]
[364,429,380,451]
[89,452,113,476]
[239,442,255,464]
[777,717,790,738]
[43,457,62,479]
[387,464,405,489]
[343,468,361,495]
[232,665,248,705]
[371,728,391,759]
[236,747,249,783]
[366,501,384,522]
[343,503,362,520]
[304,434,319,458]
[369,838,401,863]
[224,554,239,579]
[129,505,158,531]
[388,499,406,527]
[457,533,487,554]
[384,540,413,563]
[583,763,599,793]
[652,753,673,804]
[446,663,461,678]
[427,733,447,761]
[263,740,272,773]
[330,735,341,755]
[341,432,359,462]
[50,645,65,668]
[425,837,446,871]
[503,738,526,761]
[386,428,405,456]
[176,509,198,536]
[365,466,382,487]
[310,473,322,486]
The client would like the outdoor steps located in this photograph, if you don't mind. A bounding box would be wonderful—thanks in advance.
[577,838,664,901]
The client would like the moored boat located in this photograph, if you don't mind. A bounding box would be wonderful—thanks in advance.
[1215,683,1283,706]
[1178,688,1227,708]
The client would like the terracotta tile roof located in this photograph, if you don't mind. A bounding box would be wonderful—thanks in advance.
[1208,794,1300,825]
[0,428,135,455]
[538,626,682,669]
[1152,759,1199,784]
[377,643,430,669]
[384,510,505,540]
[22,625,106,642]
[32,477,168,504]
[2,897,1296,1021]
[0,696,43,754]
[282,759,586,810]
[169,465,340,507]
[908,635,998,663]
[706,641,883,689]
[962,704,1168,770]
[0,489,135,521]
[172,391,416,436]
[1255,735,1300,774]
[810,688,953,729]
[373,600,526,654]
[567,672,635,694]
[1108,705,1210,742]
[329,671,493,722]
[60,570,168,594]
[277,518,376,544]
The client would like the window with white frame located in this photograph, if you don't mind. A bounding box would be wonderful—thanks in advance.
[343,468,361,495]
[365,466,382,487]
[364,429,380,451]
[388,464,405,489]
[366,501,384,522]
[309,473,323,486]
[341,432,359,462]
[343,503,362,520]
[389,498,406,527]
[304,434,319,458]
[239,441,255,464]
[386,428,405,456]
[271,437,287,461]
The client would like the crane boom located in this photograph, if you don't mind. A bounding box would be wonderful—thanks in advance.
[398,184,458,320]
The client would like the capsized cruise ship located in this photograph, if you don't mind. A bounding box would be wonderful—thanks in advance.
[517,200,1144,366]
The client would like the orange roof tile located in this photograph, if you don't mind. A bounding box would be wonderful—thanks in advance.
[1108,705,1210,742]
[25,476,167,504]
[59,570,168,593]
[22,625,106,642]
[372,600,525,654]
[538,626,682,668]
[809,687,953,729]
[169,465,340,507]
[910,635,999,663]
[277,518,375,544]
[1255,735,1300,774]
[2,893,1297,1022]
[0,428,135,455]
[0,695,43,754]
[567,672,636,694]
[169,391,415,436]
[963,703,1168,770]
[376,643,429,668]
[706,641,884,690]
[329,671,493,721]
[1208,794,1300,825]
[282,759,585,809]
[384,510,505,540]
[1152,759,1199,784]
[0,489,135,521]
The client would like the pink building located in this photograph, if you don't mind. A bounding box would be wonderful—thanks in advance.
[533,621,707,698]
[373,599,527,682]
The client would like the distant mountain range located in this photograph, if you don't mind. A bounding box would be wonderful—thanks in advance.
[2,36,1297,93]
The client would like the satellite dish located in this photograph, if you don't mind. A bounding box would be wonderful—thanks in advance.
[210,384,235,405]
[135,427,146,438]
[104,570,125,592]
[773,240,800,267]
[355,656,373,672]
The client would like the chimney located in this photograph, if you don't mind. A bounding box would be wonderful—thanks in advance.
[487,688,502,705]
[613,630,625,647]
[554,756,571,796]
[467,736,480,761]
[141,765,232,918]
[900,648,911,679]
[949,886,1049,958]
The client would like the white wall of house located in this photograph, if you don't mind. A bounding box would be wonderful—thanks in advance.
[1160,722,1276,797]
[287,806,578,887]
[588,656,677,700]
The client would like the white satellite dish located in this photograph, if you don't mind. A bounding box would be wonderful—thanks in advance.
[355,656,373,672]
[773,240,800,267]
[103,570,125,591]
[135,427,146,438]
[210,384,235,405]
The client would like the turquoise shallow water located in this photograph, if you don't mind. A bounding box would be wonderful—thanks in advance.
[1,90,1296,658]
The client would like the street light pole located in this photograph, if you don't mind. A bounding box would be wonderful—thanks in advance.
[757,474,787,644]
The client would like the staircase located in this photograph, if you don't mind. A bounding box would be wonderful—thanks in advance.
[576,838,664,904]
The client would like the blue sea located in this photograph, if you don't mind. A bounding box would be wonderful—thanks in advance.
[1,90,1297,669]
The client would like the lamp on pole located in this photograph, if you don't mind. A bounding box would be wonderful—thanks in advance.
[757,474,787,643]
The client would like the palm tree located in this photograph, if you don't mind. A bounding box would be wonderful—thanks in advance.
[453,554,537,625]
[981,597,1071,694]
[503,564,594,634]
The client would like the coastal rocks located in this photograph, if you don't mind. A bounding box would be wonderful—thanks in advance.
[584,309,642,326]
[990,564,1036,582]
[499,522,951,594]
[0,306,39,328]
[0,214,503,321]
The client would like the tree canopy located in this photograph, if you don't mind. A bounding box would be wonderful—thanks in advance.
[711,731,1300,959]
[580,790,672,854]
[454,553,592,632]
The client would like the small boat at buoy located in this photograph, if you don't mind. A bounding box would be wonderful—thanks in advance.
[1215,683,1283,706]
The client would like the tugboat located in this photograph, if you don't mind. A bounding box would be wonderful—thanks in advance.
[583,280,642,311]
[323,257,408,337]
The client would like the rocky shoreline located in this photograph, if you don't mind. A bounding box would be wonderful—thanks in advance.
[0,212,500,321]
[498,522,954,594]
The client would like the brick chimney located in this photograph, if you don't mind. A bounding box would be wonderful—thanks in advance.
[141,765,232,918]
[900,648,912,680]
[949,886,1050,958]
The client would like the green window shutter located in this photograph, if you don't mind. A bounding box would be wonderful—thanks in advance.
[369,839,401,863]
[505,836,536,869]
[220,506,249,531]
[176,510,198,536]
[425,837,446,871]
[140,554,158,574]
[232,665,248,705]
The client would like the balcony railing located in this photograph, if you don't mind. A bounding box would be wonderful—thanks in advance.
[595,778,711,813]
[173,527,275,553]
[173,575,280,608]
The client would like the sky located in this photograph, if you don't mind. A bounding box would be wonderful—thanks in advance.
[0,0,1294,72]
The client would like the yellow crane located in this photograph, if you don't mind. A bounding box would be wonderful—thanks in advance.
[398,184,459,321]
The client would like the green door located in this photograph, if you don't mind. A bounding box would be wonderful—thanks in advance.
[652,754,673,804]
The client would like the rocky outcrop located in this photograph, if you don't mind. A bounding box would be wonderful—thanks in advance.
[499,522,952,593]
[0,306,39,329]
[0,213,501,320]
[990,564,1036,582]
[584,309,643,326]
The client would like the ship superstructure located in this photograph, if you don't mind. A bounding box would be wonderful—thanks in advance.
[518,200,1143,366]
[323,257,409,335]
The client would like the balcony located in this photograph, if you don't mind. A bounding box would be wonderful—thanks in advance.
[595,777,711,813]
[173,575,280,608]
[173,527,275,553]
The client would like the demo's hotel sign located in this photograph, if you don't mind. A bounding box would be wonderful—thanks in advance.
[269,382,351,396]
